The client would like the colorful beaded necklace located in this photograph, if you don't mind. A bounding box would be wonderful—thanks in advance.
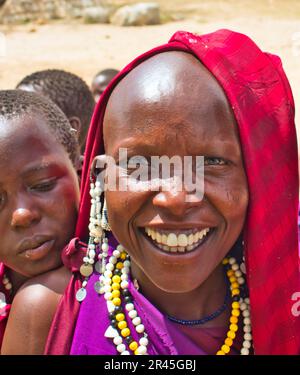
[96,244,252,355]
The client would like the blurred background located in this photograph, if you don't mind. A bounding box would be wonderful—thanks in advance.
[0,0,299,132]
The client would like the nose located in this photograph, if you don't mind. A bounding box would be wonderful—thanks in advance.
[152,188,203,217]
[11,198,41,229]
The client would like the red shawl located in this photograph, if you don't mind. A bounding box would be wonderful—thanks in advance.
[0,263,11,350]
[45,29,300,354]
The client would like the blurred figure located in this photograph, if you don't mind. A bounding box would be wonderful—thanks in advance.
[91,68,119,102]
[16,69,95,153]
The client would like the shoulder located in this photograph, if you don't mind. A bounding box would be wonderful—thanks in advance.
[1,266,71,354]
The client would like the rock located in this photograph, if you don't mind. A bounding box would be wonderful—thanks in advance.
[110,2,160,27]
[83,6,110,24]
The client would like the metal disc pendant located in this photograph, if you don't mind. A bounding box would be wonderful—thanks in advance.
[94,281,102,294]
[76,288,87,302]
[94,261,102,274]
[80,263,93,277]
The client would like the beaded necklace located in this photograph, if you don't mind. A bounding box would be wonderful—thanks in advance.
[97,245,252,355]
[0,273,12,314]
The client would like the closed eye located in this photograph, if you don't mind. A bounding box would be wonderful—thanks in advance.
[29,178,57,192]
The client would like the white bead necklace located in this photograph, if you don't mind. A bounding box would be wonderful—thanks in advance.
[97,245,252,355]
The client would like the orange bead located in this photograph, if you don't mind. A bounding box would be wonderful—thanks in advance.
[231,282,239,289]
[225,338,233,347]
[118,321,127,330]
[112,275,121,283]
[120,252,127,260]
[229,276,237,283]
[227,331,236,339]
[232,289,240,296]
[116,262,124,269]
[232,302,240,309]
[221,344,230,354]
[230,323,238,332]
[112,283,120,291]
[216,350,225,355]
[116,313,125,322]
[230,316,238,324]
[112,297,121,306]
[121,328,130,337]
[222,258,229,265]
[232,309,240,317]
[129,341,138,351]
[227,270,234,277]
[111,290,120,298]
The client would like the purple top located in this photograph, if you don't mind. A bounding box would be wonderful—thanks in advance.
[70,271,240,355]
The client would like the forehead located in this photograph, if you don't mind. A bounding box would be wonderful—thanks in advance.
[0,113,65,168]
[103,51,237,150]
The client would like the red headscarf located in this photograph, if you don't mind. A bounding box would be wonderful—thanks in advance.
[46,29,300,354]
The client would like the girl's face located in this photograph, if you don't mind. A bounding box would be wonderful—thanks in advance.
[103,52,248,293]
[0,113,80,277]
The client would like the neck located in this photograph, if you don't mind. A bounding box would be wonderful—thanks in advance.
[6,268,29,297]
[131,262,229,327]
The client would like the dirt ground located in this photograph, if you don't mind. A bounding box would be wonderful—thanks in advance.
[0,0,300,133]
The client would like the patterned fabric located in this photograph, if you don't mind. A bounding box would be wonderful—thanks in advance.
[45,29,300,354]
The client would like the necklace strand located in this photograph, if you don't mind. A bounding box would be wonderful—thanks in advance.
[166,286,231,326]
[96,245,252,355]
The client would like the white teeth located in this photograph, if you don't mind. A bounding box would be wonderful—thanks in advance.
[167,233,178,247]
[161,234,168,246]
[156,232,162,244]
[177,234,188,247]
[144,227,211,253]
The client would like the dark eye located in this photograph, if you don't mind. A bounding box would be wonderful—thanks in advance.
[29,179,57,192]
[204,157,226,166]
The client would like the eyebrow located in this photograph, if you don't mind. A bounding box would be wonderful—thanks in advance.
[21,162,60,177]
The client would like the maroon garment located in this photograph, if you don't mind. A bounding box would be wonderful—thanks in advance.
[0,263,11,351]
[45,29,300,354]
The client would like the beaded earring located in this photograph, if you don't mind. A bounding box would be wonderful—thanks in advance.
[76,172,107,302]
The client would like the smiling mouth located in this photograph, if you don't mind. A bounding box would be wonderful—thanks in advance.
[143,227,212,254]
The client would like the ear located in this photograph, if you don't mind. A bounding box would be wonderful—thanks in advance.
[69,116,82,139]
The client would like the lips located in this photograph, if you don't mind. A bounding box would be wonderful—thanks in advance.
[18,235,55,261]
[143,227,212,253]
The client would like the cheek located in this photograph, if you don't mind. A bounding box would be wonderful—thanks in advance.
[206,171,249,223]
[106,190,149,244]
[45,179,79,226]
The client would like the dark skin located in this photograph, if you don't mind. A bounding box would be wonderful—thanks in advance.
[0,113,80,293]
[91,71,118,102]
[103,51,249,322]
[17,84,83,150]
[2,52,248,354]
